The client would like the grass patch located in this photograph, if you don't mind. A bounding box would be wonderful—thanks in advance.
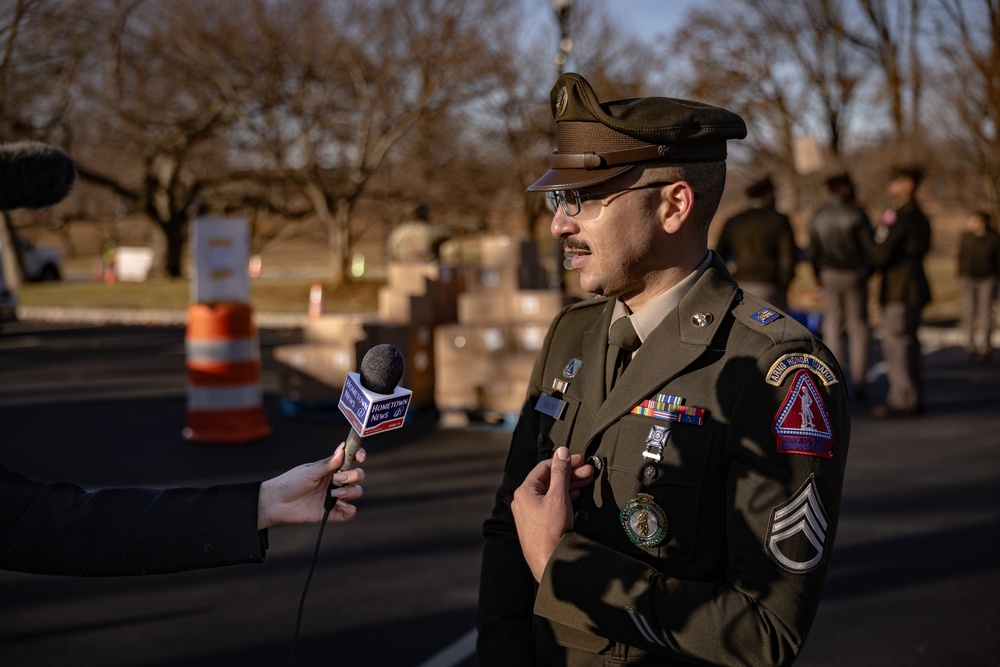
[17,278,383,314]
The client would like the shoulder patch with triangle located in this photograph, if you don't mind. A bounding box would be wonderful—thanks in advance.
[772,369,834,458]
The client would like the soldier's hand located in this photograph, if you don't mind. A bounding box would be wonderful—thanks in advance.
[512,447,593,582]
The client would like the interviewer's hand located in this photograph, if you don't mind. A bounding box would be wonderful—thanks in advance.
[257,443,366,529]
[512,446,594,582]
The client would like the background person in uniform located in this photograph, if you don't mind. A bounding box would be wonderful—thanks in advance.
[476,72,851,667]
[386,202,442,262]
[808,171,876,401]
[0,443,365,576]
[957,210,1000,362]
[714,175,798,311]
[869,165,932,418]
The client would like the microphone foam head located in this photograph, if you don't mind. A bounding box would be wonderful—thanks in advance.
[0,141,77,210]
[359,344,404,395]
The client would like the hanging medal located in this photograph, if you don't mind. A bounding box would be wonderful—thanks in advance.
[620,493,668,547]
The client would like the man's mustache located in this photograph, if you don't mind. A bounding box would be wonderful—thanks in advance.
[561,238,590,253]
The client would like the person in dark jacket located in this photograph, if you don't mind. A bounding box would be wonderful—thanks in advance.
[869,165,932,418]
[808,172,876,400]
[957,210,1000,362]
[0,443,365,576]
[715,176,798,311]
[476,72,850,667]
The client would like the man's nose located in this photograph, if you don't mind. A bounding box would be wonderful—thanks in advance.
[550,207,580,238]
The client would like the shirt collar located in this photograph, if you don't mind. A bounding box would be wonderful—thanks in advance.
[610,250,713,343]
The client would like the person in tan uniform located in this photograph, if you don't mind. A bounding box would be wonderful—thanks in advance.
[476,73,851,666]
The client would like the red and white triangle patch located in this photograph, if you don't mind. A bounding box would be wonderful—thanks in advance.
[772,370,833,458]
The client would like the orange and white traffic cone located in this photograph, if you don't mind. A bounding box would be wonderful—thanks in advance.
[182,303,272,444]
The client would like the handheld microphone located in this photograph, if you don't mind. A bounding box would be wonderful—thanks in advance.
[326,343,411,509]
[0,141,77,210]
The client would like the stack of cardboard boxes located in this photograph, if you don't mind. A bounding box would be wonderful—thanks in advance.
[434,236,566,416]
[274,234,569,420]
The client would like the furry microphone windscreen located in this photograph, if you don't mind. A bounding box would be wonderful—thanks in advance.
[0,141,78,210]
[359,344,405,395]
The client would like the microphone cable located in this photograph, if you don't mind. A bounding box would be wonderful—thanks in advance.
[287,501,334,666]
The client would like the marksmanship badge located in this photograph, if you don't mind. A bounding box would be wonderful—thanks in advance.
[620,493,668,547]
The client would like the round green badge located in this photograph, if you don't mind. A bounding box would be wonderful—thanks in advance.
[620,493,668,547]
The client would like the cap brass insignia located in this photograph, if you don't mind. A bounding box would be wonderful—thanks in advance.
[555,86,569,117]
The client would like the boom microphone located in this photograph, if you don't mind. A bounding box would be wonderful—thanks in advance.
[0,141,77,210]
[326,344,411,509]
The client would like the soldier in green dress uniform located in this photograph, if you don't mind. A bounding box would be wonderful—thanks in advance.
[476,72,851,667]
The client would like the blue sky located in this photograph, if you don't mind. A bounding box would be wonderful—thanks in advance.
[609,0,704,41]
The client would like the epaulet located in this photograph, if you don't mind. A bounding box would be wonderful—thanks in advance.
[733,292,813,345]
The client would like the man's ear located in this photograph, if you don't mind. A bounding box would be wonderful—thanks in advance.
[658,181,695,234]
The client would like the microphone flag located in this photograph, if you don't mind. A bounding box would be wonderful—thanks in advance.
[338,372,412,436]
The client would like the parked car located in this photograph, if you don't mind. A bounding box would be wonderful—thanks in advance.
[17,236,63,281]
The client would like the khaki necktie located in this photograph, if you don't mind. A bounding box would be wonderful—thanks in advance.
[606,316,641,394]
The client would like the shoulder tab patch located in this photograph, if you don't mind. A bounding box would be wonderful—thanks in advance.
[752,307,782,325]
[766,476,829,573]
[772,370,834,458]
[766,353,839,386]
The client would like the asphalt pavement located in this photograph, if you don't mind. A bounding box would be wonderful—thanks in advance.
[1,315,998,667]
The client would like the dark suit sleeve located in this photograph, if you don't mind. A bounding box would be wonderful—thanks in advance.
[0,465,267,576]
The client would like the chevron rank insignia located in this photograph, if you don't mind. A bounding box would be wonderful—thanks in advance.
[766,476,829,573]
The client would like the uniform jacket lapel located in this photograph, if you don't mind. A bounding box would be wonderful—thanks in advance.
[569,301,614,450]
[587,254,738,445]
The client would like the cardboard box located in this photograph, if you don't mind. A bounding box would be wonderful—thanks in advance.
[458,291,508,324]
[304,313,374,345]
[480,266,520,291]
[274,343,358,406]
[277,365,343,404]
[481,379,529,414]
[479,235,520,268]
[506,290,564,324]
[386,262,437,296]
[364,323,436,409]
[511,323,548,353]
[378,287,436,325]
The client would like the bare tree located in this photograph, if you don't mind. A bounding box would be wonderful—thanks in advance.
[833,0,925,156]
[0,0,94,285]
[61,0,250,277]
[926,0,1000,213]
[669,5,805,185]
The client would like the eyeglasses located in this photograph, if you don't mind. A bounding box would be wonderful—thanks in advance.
[545,181,677,219]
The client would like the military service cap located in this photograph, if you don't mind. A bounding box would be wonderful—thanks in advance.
[528,72,747,191]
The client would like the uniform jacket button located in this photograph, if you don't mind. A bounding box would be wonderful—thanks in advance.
[588,456,604,471]
[574,509,590,525]
[642,464,658,480]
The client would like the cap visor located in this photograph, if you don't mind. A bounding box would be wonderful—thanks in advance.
[527,165,634,191]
